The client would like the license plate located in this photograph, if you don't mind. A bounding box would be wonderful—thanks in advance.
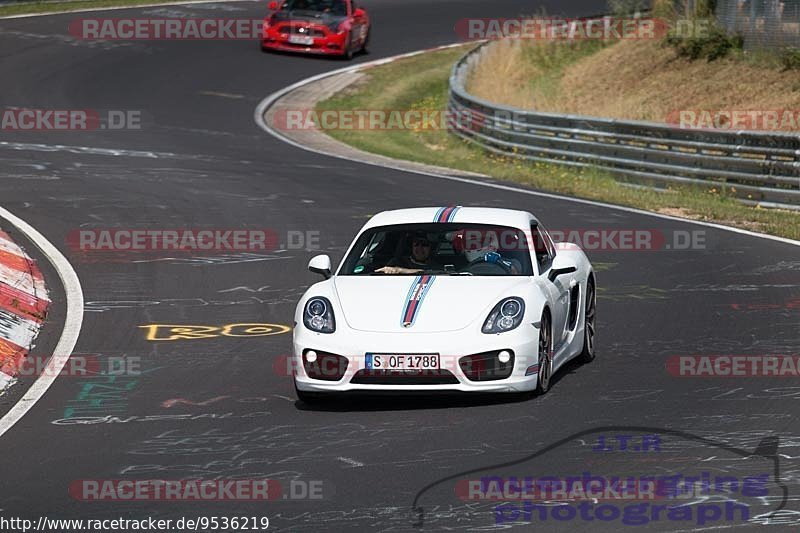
[366,354,440,371]
[289,35,314,45]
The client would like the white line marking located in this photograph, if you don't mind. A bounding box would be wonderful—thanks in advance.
[0,207,84,439]
[0,0,257,20]
[254,45,800,248]
[337,456,364,468]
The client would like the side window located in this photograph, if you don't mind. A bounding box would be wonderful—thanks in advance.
[531,223,554,274]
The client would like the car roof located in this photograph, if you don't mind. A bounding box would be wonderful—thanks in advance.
[362,207,538,232]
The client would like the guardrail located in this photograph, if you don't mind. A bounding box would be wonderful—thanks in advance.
[447,43,800,207]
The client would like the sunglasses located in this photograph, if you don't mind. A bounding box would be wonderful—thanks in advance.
[412,239,431,247]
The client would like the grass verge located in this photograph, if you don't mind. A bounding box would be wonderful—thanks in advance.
[316,45,800,241]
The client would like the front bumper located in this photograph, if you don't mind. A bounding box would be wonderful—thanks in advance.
[293,325,541,393]
[261,29,347,55]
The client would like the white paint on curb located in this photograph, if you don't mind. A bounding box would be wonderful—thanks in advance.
[0,207,84,439]
[0,0,257,20]
[254,45,800,248]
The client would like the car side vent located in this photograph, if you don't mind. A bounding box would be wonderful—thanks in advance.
[567,285,580,330]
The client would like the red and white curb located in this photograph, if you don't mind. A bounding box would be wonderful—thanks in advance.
[0,229,50,391]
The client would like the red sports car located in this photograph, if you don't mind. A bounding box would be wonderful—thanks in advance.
[262,0,370,59]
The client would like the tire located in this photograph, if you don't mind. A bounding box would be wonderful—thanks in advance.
[576,279,596,364]
[361,29,370,54]
[535,311,552,395]
[342,33,354,60]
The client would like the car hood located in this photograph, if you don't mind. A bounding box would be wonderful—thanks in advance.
[333,276,530,333]
[273,10,345,31]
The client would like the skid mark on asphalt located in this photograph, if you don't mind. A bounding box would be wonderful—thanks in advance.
[0,29,140,50]
[84,292,306,312]
[336,457,364,468]
[0,141,217,161]
[131,252,292,265]
[198,90,246,100]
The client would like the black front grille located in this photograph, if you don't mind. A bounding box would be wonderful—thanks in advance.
[351,370,460,385]
[276,24,326,37]
[303,350,348,381]
[459,351,515,382]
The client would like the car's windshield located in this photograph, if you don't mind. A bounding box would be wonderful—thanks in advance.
[282,0,347,16]
[339,223,534,276]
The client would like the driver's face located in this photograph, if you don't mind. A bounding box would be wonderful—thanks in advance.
[411,239,432,262]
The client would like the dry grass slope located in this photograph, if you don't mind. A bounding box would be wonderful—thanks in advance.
[467,39,800,128]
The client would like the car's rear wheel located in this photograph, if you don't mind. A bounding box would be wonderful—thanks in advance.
[535,312,552,394]
[577,279,596,364]
[361,29,370,54]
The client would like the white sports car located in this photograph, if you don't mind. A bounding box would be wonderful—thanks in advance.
[292,207,595,402]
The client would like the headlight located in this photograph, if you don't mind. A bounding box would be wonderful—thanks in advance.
[303,297,336,333]
[482,297,525,334]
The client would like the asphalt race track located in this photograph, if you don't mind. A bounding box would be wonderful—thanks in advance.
[0,1,799,531]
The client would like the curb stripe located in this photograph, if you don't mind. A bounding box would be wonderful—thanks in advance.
[0,309,41,351]
[0,337,26,377]
[0,263,48,301]
[0,206,83,436]
[0,283,49,320]
[0,249,41,277]
[0,233,27,256]
[0,223,51,391]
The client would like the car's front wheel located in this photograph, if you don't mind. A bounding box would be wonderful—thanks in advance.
[342,32,354,60]
[535,311,552,394]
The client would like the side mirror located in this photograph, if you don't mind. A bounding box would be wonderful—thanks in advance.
[547,254,577,282]
[268,1,279,10]
[308,254,332,279]
[354,8,366,17]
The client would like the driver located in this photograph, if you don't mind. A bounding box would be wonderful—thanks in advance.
[376,231,439,275]
[452,229,521,274]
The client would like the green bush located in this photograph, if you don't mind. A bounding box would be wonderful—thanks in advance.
[780,48,800,71]
[664,23,743,61]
